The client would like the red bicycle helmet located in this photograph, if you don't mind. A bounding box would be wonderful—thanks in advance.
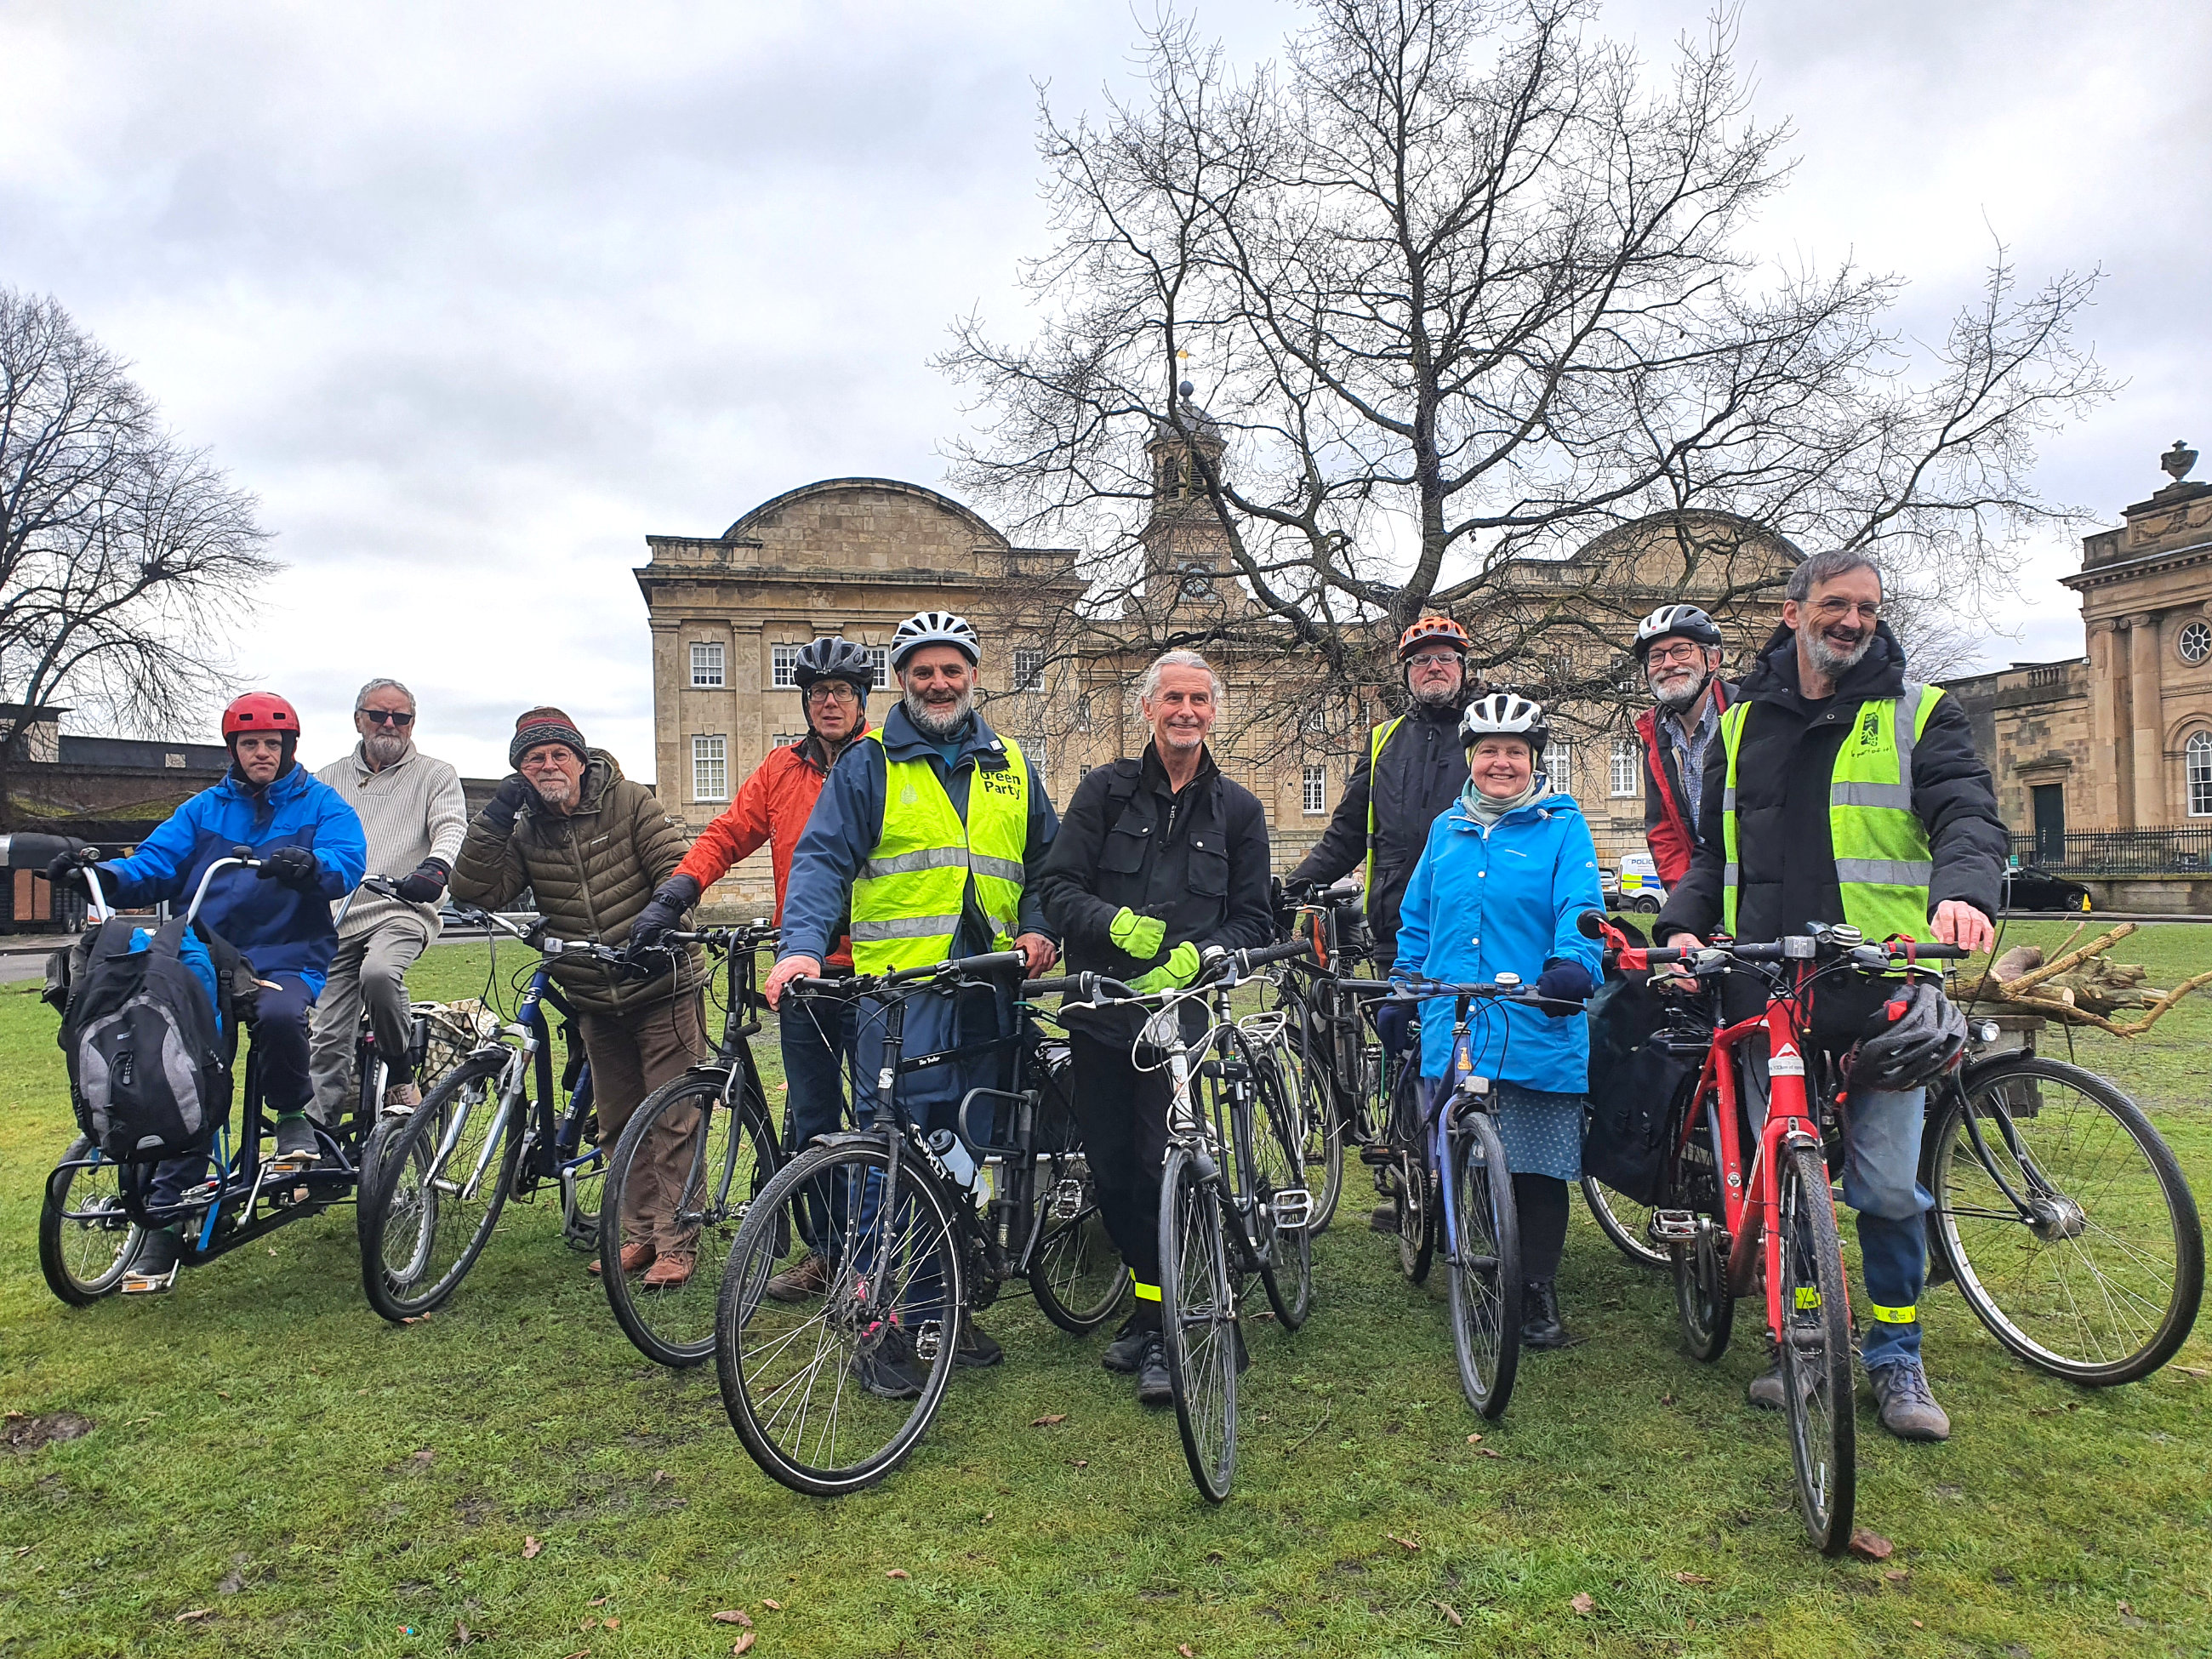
[221,692,302,741]
[1397,614,1470,660]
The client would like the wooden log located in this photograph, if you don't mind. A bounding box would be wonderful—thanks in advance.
[1996,923,2138,998]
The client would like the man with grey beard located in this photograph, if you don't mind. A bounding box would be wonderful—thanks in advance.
[1628,605,1737,888]
[310,677,468,1119]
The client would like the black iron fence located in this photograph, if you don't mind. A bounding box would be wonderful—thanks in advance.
[2010,828,2212,875]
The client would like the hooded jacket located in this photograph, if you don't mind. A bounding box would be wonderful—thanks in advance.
[1393,787,1604,1096]
[101,762,368,993]
[449,749,702,1016]
[1635,679,1737,887]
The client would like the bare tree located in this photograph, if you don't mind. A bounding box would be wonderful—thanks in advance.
[940,0,2112,726]
[0,288,276,824]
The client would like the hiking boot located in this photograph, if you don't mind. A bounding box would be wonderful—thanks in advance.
[271,1116,320,1166]
[1101,1311,1160,1374]
[1520,1279,1572,1350]
[955,1314,1003,1369]
[122,1227,183,1294]
[853,1326,926,1401]
[1747,1348,1785,1410]
[1867,1359,1951,1442]
[383,1080,422,1114]
[1369,1202,1398,1234]
[639,1250,697,1291]
[1134,1331,1173,1407]
[588,1240,656,1279]
[764,1251,830,1302]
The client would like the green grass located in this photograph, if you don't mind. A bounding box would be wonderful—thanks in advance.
[3,924,2209,1656]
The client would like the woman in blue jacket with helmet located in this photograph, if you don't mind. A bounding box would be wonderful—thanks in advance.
[1393,692,1604,1349]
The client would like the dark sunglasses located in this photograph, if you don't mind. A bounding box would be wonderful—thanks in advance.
[358,709,415,727]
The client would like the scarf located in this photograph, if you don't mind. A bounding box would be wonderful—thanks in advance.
[1462,769,1548,826]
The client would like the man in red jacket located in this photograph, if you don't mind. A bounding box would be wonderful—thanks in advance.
[1630,605,1736,888]
[625,636,872,1298]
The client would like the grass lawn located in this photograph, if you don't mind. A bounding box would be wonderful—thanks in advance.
[3,921,2209,1656]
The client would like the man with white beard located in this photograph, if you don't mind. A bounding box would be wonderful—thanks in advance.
[310,677,469,1120]
[1628,605,1737,890]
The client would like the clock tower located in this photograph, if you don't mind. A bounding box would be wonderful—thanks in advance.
[1141,382,1236,614]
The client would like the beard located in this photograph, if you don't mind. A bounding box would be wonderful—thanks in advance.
[1648,665,1707,713]
[363,727,410,767]
[904,686,975,739]
[1804,624,1874,678]
[1411,675,1461,708]
[531,772,579,810]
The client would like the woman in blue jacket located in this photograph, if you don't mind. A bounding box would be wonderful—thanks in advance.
[1393,693,1604,1348]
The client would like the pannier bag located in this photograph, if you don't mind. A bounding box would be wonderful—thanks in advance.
[1580,969,1694,1206]
[55,915,244,1163]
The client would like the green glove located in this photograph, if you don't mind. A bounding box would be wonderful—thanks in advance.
[1109,906,1168,961]
[1130,941,1202,994]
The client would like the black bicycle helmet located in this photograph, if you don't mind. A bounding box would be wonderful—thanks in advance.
[1844,977,1969,1092]
[793,636,874,699]
[1632,603,1724,663]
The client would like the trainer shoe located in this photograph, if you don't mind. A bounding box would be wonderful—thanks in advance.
[383,1080,422,1114]
[1101,1312,1158,1373]
[954,1315,1004,1369]
[1134,1331,1174,1407]
[1747,1348,1785,1410]
[1369,1202,1398,1234]
[640,1249,697,1291]
[763,1251,830,1302]
[121,1227,183,1294]
[853,1326,926,1401]
[272,1116,320,1166]
[588,1240,656,1279]
[1867,1359,1951,1442]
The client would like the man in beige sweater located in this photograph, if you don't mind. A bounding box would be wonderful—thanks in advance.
[309,677,469,1119]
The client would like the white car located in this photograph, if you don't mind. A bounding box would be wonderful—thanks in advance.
[1613,852,1668,914]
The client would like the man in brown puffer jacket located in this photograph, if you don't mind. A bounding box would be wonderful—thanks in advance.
[450,707,709,1285]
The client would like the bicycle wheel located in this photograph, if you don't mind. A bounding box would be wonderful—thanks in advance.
[1158,1145,1239,1502]
[1274,988,1344,1233]
[1582,1177,1668,1271]
[1446,1110,1522,1418]
[1929,1056,2203,1385]
[1776,1139,1855,1556]
[39,1137,143,1305]
[1027,1151,1129,1333]
[601,1072,778,1368]
[357,1052,522,1321]
[560,1108,603,1252]
[716,1140,961,1497]
[1248,1040,1314,1329]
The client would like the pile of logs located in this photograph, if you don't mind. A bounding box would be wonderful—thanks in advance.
[1949,921,2212,1038]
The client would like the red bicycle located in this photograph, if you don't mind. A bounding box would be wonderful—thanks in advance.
[1582,913,1967,1553]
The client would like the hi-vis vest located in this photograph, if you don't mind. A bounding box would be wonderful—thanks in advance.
[1362,716,1405,904]
[849,732,1030,974]
[1719,684,1943,944]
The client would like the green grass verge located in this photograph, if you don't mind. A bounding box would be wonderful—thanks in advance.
[3,923,2208,1656]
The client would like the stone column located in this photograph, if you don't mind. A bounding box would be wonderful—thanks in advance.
[2127,613,2164,828]
[2086,620,2122,826]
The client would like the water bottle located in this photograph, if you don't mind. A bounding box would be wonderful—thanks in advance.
[927,1128,978,1189]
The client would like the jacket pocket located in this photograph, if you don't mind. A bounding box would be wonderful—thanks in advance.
[1187,845,1229,898]
[1099,824,1149,875]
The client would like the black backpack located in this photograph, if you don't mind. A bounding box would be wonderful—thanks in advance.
[1580,970,1696,1206]
[54,916,244,1164]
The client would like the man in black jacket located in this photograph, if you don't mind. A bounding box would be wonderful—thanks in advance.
[1657,550,2004,1442]
[1036,650,1275,1407]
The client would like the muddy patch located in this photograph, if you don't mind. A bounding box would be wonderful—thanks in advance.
[3,1411,94,1453]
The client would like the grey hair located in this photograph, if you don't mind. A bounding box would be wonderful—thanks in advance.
[1137,649,1223,705]
[354,676,416,714]
[1785,550,1884,603]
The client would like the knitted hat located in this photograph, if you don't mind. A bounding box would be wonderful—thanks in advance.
[510,706,589,768]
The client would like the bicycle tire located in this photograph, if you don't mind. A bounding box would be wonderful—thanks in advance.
[1929,1055,2203,1385]
[1582,1176,1668,1271]
[357,1052,522,1321]
[1776,1138,1855,1556]
[1026,1151,1129,1334]
[601,1071,778,1369]
[559,1109,604,1253]
[1274,985,1345,1233]
[1446,1109,1522,1418]
[715,1139,962,1497]
[38,1137,143,1306]
[1159,1144,1239,1503]
[1249,1041,1314,1330]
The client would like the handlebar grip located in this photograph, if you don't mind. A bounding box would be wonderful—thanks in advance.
[0,832,91,872]
[1908,943,1971,960]
[1576,909,1608,939]
[1239,938,1314,969]
[1021,975,1084,996]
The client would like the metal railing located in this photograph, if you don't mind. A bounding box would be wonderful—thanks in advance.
[2010,828,2212,875]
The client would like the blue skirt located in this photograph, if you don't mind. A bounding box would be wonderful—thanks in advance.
[1491,1080,1586,1183]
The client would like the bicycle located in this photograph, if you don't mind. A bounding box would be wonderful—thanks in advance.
[713,949,1131,1497]
[353,899,607,1321]
[596,923,787,1368]
[31,841,380,1303]
[1588,913,1971,1554]
[1270,874,1385,1232]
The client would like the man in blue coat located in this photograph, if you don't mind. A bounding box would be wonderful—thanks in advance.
[51,692,368,1290]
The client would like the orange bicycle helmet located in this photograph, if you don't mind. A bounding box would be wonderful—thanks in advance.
[1397,614,1470,660]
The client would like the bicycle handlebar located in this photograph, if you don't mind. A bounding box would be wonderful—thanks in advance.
[1576,909,1972,975]
[1223,937,1314,972]
[1021,972,1138,1000]
[784,949,1029,1002]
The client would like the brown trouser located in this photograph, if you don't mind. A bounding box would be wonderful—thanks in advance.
[576,990,707,1253]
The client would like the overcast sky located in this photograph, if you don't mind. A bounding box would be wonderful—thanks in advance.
[3,0,2204,779]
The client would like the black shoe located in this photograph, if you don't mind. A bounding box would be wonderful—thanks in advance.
[1369,1202,1398,1234]
[955,1315,1003,1369]
[1101,1311,1158,1374]
[1134,1332,1173,1407]
[272,1115,320,1166]
[1520,1279,1571,1350]
[122,1227,183,1294]
[852,1326,926,1400]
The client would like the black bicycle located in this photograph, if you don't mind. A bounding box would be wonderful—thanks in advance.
[1270,875,1386,1234]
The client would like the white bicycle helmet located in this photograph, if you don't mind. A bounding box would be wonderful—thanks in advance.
[1459,692,1549,752]
[890,609,980,670]
[1632,603,1724,662]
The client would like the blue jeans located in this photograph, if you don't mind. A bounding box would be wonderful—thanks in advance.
[1842,1084,1932,1371]
[780,990,858,1253]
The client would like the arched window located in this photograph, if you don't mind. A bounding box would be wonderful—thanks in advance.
[2187,730,2212,818]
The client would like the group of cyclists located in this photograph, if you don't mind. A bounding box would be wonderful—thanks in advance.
[48,544,2007,1451]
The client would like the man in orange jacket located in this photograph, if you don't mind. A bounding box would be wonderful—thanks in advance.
[625,636,872,1298]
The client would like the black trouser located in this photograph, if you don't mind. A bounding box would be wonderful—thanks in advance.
[1514,1172,1570,1282]
[1068,1026,1172,1302]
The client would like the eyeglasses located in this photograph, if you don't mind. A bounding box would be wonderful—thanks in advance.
[1645,644,1706,668]
[357,709,414,727]
[1810,598,1880,622]
[804,683,859,706]
[1406,651,1462,670]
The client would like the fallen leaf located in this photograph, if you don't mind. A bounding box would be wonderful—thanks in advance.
[2169,1365,2212,1380]
[762,1599,783,1611]
[216,1390,231,1400]
[1386,1532,1420,1552]
[714,1611,753,1627]
[408,1449,435,1464]
[455,1621,476,1645]
[1848,1529,1896,1562]
[588,1595,610,1606]
[1030,1413,1067,1427]
[175,1609,213,1622]
[400,1314,430,1325]
[1178,1647,1194,1657]
[603,1617,619,1630]
[522,1536,543,1559]
[1434,1600,1463,1628]
[1571,1593,1595,1616]
[1883,1571,1908,1584]
[886,1568,909,1580]
[1472,1446,1502,1459]
[1673,1572,1713,1586]
[1660,1392,1674,1405]
[981,1512,994,1522]
[1069,1458,1089,1468]
[562,1651,589,1659]
[1464,1432,1483,1444]
[733,1635,756,1656]
[651,1468,673,1485]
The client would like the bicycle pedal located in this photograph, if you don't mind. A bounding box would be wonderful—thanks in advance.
[1357,1144,1397,1167]
[913,1321,944,1362]
[120,1266,180,1296]
[1648,1209,1699,1244]
[1051,1179,1086,1222]
[1269,1189,1314,1232]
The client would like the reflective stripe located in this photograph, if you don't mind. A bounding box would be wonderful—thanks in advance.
[1834,858,1935,887]
[862,847,971,879]
[1131,1278,1162,1303]
[970,853,1026,884]
[1722,861,1739,889]
[850,912,965,942]
[1795,1286,1821,1310]
[1720,786,1736,812]
[1361,716,1404,907]
[1831,782,1916,809]
[1867,1301,1918,1325]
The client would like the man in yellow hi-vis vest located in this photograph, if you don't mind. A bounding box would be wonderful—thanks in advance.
[766,610,1059,1388]
[1656,551,2004,1445]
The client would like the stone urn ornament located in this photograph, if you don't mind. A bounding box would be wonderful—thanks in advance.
[2161,439,2197,484]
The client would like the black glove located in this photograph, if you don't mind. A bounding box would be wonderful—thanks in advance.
[1533,958,1596,1016]
[392,858,450,904]
[482,772,534,833]
[623,874,700,969]
[44,851,101,897]
[257,845,323,892]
